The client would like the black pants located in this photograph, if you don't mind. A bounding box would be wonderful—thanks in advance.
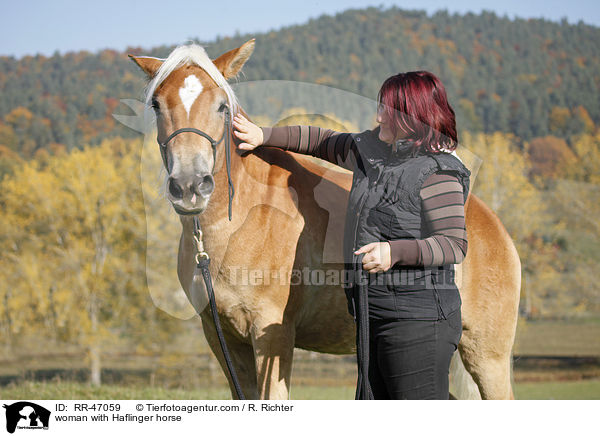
[367,309,462,400]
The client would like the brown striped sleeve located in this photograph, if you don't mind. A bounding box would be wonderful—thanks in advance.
[389,172,468,267]
[261,126,356,171]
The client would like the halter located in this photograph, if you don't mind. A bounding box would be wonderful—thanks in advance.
[157,105,235,221]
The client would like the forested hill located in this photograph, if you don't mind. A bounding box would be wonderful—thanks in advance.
[1,6,599,158]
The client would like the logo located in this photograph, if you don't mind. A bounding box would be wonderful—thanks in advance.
[3,402,50,433]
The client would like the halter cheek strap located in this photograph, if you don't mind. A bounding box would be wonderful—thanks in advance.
[157,106,235,221]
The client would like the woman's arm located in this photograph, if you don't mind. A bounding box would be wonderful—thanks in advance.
[262,125,356,171]
[234,114,356,171]
[388,172,468,267]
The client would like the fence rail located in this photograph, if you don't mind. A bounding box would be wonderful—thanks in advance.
[0,353,598,388]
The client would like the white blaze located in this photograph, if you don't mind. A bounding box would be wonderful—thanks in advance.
[179,75,203,117]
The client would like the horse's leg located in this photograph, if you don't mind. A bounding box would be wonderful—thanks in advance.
[457,335,515,399]
[250,322,295,400]
[449,349,481,399]
[454,196,521,400]
[200,314,259,400]
[457,289,518,400]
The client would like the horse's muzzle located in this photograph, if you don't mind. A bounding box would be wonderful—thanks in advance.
[167,173,215,214]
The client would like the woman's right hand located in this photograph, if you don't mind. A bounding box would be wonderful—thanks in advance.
[233,113,263,151]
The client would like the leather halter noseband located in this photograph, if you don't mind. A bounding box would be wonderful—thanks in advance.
[157,105,235,221]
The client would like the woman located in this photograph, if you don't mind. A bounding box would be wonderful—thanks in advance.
[233,71,470,400]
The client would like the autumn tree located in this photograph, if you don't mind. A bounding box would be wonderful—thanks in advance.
[548,133,600,315]
[461,131,561,317]
[0,137,181,384]
[526,136,577,180]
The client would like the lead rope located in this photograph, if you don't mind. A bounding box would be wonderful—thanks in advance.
[193,215,245,400]
[210,108,242,396]
[354,252,374,400]
[189,110,243,399]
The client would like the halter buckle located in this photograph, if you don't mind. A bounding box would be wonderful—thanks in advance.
[195,251,210,264]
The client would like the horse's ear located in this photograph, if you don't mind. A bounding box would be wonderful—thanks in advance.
[129,55,163,77]
[213,38,255,80]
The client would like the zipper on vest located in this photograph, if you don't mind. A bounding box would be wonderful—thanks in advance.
[351,191,369,253]
[432,271,447,320]
[351,167,386,253]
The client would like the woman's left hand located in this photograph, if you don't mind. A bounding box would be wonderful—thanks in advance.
[354,242,392,273]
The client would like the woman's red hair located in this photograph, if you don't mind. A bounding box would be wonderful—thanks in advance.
[377,71,458,153]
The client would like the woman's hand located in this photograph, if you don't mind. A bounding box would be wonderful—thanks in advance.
[233,113,263,151]
[354,242,392,273]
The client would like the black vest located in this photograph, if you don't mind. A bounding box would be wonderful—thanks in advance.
[343,127,471,320]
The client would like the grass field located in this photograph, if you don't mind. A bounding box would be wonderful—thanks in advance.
[1,379,599,400]
[1,318,599,401]
[513,318,600,356]
[513,379,600,400]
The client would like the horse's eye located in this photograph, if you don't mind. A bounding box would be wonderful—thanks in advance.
[217,102,227,113]
[151,98,160,110]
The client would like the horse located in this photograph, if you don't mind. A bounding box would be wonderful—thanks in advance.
[130,38,521,400]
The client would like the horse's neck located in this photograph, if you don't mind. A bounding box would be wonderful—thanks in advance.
[191,140,299,259]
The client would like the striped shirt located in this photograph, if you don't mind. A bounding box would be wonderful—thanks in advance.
[262,125,355,171]
[388,173,468,267]
[261,126,468,267]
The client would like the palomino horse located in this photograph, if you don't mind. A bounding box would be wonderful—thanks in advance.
[130,39,521,400]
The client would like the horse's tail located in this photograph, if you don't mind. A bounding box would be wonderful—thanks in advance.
[449,350,482,400]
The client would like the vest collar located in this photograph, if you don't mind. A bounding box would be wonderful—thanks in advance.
[388,138,430,163]
[357,127,428,167]
[391,138,417,156]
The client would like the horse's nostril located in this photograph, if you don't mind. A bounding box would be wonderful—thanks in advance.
[195,174,215,197]
[168,177,184,199]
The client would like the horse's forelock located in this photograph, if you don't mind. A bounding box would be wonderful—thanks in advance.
[144,44,238,119]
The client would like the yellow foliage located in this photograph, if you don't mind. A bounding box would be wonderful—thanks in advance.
[0,137,181,369]
[461,131,557,316]
[0,123,18,151]
[349,53,361,66]
[566,132,600,184]
[463,131,600,316]
[463,131,543,233]
[314,75,336,85]
[276,107,358,132]
[573,106,596,134]
[526,136,577,179]
[517,74,538,84]
[549,106,571,133]
[5,106,34,124]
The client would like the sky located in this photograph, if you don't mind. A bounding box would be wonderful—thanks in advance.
[0,0,598,58]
